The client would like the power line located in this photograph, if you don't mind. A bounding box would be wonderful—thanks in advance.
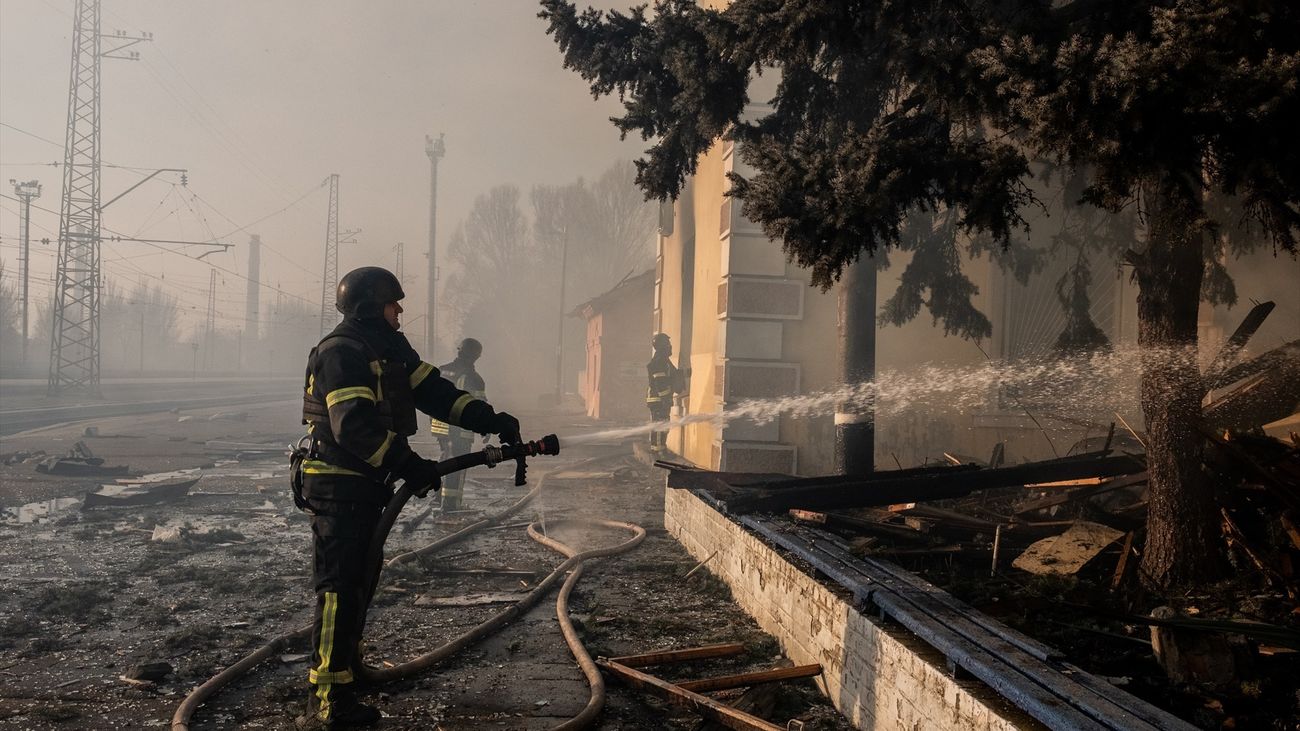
[1,121,157,175]
[1,190,318,309]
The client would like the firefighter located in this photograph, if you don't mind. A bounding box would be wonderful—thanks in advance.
[429,337,485,511]
[645,332,683,452]
[295,267,520,728]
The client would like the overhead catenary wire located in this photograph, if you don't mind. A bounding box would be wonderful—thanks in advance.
[0,191,319,310]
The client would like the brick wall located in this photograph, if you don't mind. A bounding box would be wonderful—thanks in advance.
[664,487,1038,730]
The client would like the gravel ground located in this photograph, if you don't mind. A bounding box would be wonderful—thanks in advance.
[0,405,854,730]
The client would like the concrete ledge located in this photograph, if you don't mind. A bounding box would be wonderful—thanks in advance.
[665,486,1035,730]
[631,440,682,468]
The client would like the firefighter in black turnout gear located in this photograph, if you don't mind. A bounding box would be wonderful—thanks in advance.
[430,337,485,511]
[295,267,521,728]
[646,332,683,453]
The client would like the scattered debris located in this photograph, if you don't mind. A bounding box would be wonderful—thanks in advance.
[413,592,523,607]
[599,643,807,731]
[1149,607,1253,687]
[124,661,173,683]
[83,478,199,509]
[151,525,185,543]
[2,449,47,465]
[35,441,131,476]
[1012,521,1125,576]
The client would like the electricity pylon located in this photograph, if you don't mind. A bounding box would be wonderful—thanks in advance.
[319,174,340,337]
[47,0,151,395]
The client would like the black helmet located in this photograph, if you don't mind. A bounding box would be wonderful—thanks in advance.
[652,332,671,350]
[336,267,404,317]
[457,337,483,362]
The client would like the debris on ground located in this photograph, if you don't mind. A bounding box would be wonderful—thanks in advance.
[2,449,47,465]
[83,477,199,509]
[599,643,823,731]
[1012,521,1125,576]
[34,441,131,476]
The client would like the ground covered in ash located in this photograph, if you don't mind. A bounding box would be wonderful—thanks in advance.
[0,404,853,730]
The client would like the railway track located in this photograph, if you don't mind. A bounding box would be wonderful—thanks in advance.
[0,390,294,436]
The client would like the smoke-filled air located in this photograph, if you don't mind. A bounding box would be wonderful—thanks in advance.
[2,2,1299,730]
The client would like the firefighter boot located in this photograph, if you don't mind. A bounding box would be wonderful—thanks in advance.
[298,684,381,729]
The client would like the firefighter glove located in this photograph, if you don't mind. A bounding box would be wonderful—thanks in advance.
[491,411,521,443]
[400,456,441,498]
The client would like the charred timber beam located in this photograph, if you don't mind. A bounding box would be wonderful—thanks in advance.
[1203,301,1275,381]
[1205,338,1300,391]
[598,659,785,731]
[608,643,745,668]
[664,462,979,494]
[726,454,1145,514]
[674,664,823,693]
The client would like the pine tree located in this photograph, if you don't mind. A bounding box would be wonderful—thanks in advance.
[540,0,1300,589]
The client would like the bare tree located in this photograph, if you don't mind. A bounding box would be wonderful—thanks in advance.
[532,160,657,306]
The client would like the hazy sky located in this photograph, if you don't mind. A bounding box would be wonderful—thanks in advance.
[0,0,640,335]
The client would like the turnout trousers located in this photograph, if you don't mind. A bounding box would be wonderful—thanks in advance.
[304,480,386,720]
[648,402,671,451]
[437,434,474,510]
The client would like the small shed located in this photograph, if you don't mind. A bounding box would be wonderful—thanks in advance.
[571,270,655,421]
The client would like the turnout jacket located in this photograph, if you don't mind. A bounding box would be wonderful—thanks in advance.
[301,317,497,498]
[646,351,682,406]
[430,359,485,439]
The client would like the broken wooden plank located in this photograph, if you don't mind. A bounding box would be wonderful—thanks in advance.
[789,509,931,544]
[1014,472,1148,515]
[1205,338,1300,391]
[725,453,1145,514]
[1203,300,1275,382]
[424,568,538,579]
[674,664,822,693]
[1109,532,1136,592]
[598,659,784,731]
[412,592,521,607]
[693,678,783,731]
[608,643,745,668]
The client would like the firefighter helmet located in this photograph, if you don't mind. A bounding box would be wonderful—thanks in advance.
[336,267,404,317]
[457,337,483,362]
[652,332,671,350]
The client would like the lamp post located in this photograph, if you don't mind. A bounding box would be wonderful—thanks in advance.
[9,179,42,365]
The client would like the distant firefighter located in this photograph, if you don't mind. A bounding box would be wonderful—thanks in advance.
[292,267,521,728]
[430,337,486,511]
[645,332,684,453]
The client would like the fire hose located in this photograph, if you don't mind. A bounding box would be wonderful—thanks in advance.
[172,436,646,731]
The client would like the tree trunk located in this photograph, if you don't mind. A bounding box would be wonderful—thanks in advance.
[1134,180,1225,590]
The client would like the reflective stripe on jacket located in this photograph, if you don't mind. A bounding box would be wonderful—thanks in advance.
[301,319,498,500]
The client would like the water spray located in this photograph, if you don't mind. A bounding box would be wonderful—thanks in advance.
[564,346,1168,446]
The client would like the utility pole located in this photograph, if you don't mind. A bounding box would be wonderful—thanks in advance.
[834,259,877,475]
[205,268,216,371]
[245,234,260,345]
[425,133,445,359]
[554,228,569,403]
[393,242,404,281]
[47,1,151,396]
[9,179,41,365]
[319,174,340,337]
